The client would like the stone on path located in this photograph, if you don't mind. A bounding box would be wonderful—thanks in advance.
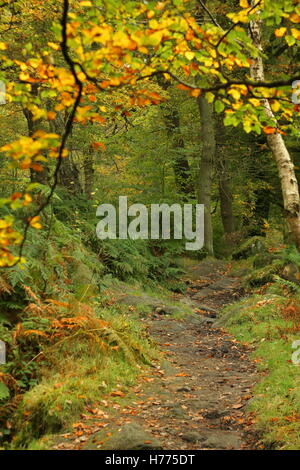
[100,423,163,450]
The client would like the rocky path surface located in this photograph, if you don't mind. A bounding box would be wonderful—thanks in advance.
[53,260,260,451]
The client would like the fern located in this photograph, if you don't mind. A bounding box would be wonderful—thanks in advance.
[0,383,10,402]
[280,246,300,267]
[273,275,300,294]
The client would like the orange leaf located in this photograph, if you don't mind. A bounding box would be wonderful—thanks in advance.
[111,390,125,397]
[190,89,201,98]
[31,164,43,172]
[176,84,192,91]
[275,27,287,38]
[54,382,64,389]
[11,192,22,200]
[47,111,56,120]
[290,13,300,23]
[92,141,106,151]
[23,329,48,338]
[73,422,84,428]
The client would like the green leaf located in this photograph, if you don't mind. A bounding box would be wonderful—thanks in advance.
[215,100,225,113]
[205,92,215,104]
[286,35,296,46]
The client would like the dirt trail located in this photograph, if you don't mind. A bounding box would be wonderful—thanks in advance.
[54,260,260,451]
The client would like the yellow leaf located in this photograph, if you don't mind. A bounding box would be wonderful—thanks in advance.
[148,19,159,29]
[24,194,32,205]
[48,42,60,51]
[19,72,30,81]
[291,28,300,40]
[249,98,261,107]
[28,58,40,68]
[34,155,48,162]
[0,42,7,50]
[138,46,149,54]
[0,219,11,229]
[29,216,42,230]
[227,10,249,23]
[228,88,241,101]
[232,101,243,110]
[240,0,249,8]
[275,27,287,38]
[271,101,281,112]
[113,31,136,49]
[78,72,86,82]
[185,51,195,61]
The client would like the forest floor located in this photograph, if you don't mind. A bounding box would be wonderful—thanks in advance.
[51,259,261,451]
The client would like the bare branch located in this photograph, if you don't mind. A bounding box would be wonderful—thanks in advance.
[196,0,221,28]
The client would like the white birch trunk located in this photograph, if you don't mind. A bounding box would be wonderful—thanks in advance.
[249,3,300,250]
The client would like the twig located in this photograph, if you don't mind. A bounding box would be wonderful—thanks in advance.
[196,0,221,28]
[216,0,262,49]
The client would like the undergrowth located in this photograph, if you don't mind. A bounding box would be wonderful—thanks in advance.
[0,197,183,449]
[220,250,300,450]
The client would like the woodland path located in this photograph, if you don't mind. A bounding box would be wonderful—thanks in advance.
[53,260,260,451]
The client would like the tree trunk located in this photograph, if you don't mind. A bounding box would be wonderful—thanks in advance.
[219,175,235,235]
[242,135,272,237]
[51,112,82,194]
[84,146,95,199]
[215,117,235,235]
[156,75,193,197]
[58,155,82,194]
[161,94,193,197]
[197,96,215,255]
[250,3,300,251]
[250,184,271,237]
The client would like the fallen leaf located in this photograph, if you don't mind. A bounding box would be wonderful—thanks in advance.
[111,391,125,397]
[232,403,244,409]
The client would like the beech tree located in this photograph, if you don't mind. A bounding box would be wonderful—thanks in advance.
[249,0,300,250]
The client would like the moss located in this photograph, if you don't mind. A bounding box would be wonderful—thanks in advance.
[252,252,282,269]
[232,236,267,260]
[245,259,283,287]
[11,307,158,449]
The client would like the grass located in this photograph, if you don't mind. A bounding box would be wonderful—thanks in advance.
[100,276,194,320]
[10,303,159,449]
[220,285,300,450]
[10,273,197,450]
[1,246,192,450]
